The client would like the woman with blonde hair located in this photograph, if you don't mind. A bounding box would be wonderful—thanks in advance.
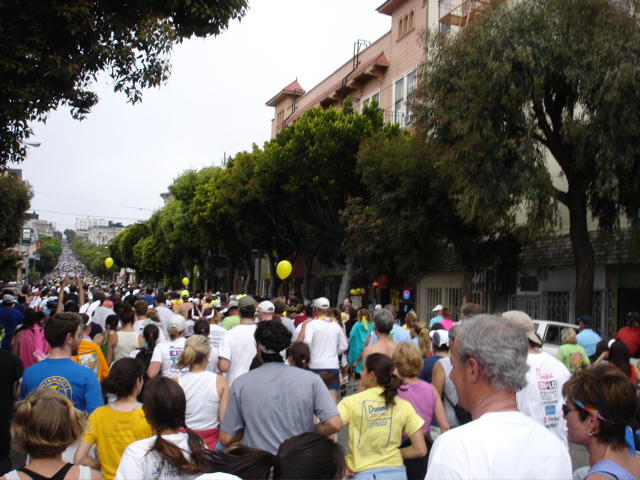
[175,334,229,449]
[393,342,449,479]
[411,320,431,358]
[3,389,100,480]
[556,327,590,373]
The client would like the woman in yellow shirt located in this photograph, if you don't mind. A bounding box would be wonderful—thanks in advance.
[337,353,427,480]
[74,358,152,480]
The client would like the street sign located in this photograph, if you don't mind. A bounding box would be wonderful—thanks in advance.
[22,228,31,246]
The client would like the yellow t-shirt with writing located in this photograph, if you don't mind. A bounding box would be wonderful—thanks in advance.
[83,404,152,480]
[338,386,424,473]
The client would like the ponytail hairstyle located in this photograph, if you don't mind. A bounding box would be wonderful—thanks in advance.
[141,323,160,354]
[357,308,371,332]
[201,432,345,479]
[365,353,403,406]
[102,357,145,399]
[142,377,209,475]
[413,320,431,357]
[175,334,210,369]
[119,304,135,326]
[287,342,311,370]
[12,389,86,459]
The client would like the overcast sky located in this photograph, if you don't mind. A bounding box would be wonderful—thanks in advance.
[18,1,392,232]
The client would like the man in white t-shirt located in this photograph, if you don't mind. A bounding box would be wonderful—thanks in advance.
[502,310,572,445]
[301,297,348,403]
[153,292,174,338]
[426,315,572,480]
[217,295,258,388]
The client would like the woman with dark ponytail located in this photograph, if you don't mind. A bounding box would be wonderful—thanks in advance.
[74,357,151,480]
[114,377,211,480]
[337,353,427,480]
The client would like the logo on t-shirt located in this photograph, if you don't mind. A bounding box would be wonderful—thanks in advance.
[78,352,99,375]
[39,376,72,397]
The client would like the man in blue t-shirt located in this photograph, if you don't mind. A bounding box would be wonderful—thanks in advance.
[21,312,103,414]
[576,314,602,363]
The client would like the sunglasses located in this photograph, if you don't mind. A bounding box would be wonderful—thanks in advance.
[561,403,579,416]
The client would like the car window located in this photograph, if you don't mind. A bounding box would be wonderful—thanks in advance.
[545,325,562,345]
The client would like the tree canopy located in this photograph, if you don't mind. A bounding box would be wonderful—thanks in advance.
[413,0,640,315]
[1,0,249,165]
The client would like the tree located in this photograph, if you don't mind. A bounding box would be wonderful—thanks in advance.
[64,229,76,243]
[413,0,640,316]
[258,99,384,301]
[0,171,32,250]
[1,0,248,165]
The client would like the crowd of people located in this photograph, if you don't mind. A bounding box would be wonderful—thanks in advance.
[2,248,640,479]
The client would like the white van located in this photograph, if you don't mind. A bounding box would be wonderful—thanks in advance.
[532,320,579,357]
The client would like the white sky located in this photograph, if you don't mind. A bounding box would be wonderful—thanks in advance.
[18,1,392,232]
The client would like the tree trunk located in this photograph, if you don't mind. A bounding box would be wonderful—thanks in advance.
[338,254,356,307]
[461,270,473,305]
[303,253,314,301]
[226,256,236,293]
[268,255,278,299]
[567,188,594,318]
[242,255,253,294]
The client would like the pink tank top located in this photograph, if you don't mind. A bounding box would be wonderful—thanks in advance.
[397,380,436,434]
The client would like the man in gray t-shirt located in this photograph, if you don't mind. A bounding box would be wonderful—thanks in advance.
[219,321,342,454]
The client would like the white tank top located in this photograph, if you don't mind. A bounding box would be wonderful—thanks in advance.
[114,331,140,362]
[177,370,221,430]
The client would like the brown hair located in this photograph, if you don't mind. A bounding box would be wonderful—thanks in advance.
[411,320,430,357]
[175,334,210,369]
[12,389,85,458]
[134,299,148,317]
[142,377,210,475]
[287,342,311,370]
[146,308,159,323]
[43,313,81,348]
[404,310,418,330]
[365,353,403,406]
[392,342,423,378]
[563,364,638,449]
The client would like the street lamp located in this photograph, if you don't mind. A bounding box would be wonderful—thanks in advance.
[21,141,41,148]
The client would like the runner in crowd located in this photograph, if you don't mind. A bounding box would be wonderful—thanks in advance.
[74,358,151,480]
[4,389,100,480]
[425,315,572,480]
[175,335,229,449]
[114,377,211,480]
[563,364,640,480]
[147,315,188,379]
[338,353,427,480]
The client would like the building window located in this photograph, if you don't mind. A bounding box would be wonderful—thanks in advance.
[362,91,380,111]
[394,69,417,126]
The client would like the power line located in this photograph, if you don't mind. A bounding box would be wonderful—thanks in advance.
[34,191,155,212]
[33,209,146,222]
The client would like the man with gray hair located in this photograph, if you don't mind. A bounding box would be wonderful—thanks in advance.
[426,315,571,480]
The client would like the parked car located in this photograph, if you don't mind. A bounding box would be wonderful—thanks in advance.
[532,320,579,357]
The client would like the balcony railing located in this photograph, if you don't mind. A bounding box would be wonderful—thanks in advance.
[439,0,496,27]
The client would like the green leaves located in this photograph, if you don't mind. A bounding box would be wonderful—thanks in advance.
[0,0,249,164]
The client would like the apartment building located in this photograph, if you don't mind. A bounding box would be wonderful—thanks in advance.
[265,0,640,334]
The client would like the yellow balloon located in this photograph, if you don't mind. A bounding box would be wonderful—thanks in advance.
[182,277,190,286]
[350,288,357,296]
[104,257,114,268]
[276,260,292,280]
